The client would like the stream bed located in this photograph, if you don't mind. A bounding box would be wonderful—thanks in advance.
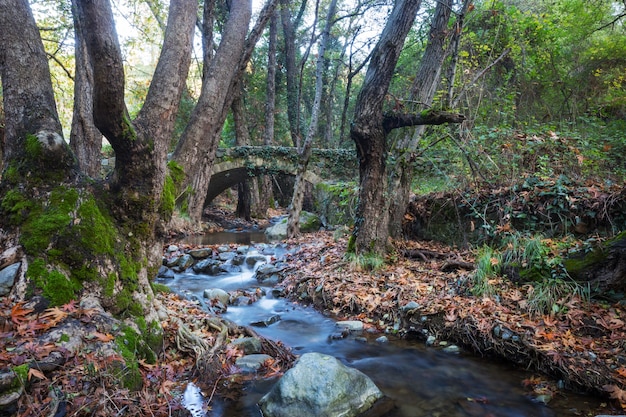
[157,233,606,417]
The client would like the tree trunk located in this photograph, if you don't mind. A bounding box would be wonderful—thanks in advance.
[69,0,102,179]
[286,0,336,238]
[172,0,252,222]
[565,232,626,293]
[349,0,423,257]
[232,88,253,221]
[387,0,454,239]
[2,0,194,309]
[257,8,279,218]
[280,0,307,147]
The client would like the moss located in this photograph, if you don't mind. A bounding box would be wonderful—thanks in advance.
[75,197,116,256]
[27,258,82,305]
[59,333,70,343]
[121,114,137,142]
[347,234,356,254]
[25,134,43,158]
[150,282,171,294]
[104,273,116,298]
[1,189,37,225]
[115,324,158,390]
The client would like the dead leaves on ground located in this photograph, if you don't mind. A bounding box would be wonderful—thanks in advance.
[281,231,626,409]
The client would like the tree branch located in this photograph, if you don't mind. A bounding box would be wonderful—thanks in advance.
[383,110,465,132]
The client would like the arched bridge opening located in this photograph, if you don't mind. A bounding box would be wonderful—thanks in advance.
[205,146,357,205]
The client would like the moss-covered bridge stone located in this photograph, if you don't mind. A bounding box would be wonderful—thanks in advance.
[206,146,357,204]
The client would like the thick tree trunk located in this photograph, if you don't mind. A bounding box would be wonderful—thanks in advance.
[280,0,306,147]
[172,0,252,222]
[350,0,422,256]
[387,0,454,238]
[0,0,195,318]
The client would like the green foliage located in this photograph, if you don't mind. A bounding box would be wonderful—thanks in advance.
[470,246,499,296]
[345,250,386,271]
[115,324,157,390]
[473,232,590,316]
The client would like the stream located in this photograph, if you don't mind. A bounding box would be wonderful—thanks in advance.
[156,232,605,417]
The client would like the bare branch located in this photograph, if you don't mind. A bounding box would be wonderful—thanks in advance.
[383,110,465,132]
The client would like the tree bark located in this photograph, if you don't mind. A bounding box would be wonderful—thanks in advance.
[172,0,252,222]
[257,9,279,218]
[280,0,307,147]
[69,0,102,179]
[1,0,195,315]
[232,89,253,221]
[349,0,422,257]
[286,0,336,238]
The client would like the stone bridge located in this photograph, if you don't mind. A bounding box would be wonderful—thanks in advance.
[206,146,357,203]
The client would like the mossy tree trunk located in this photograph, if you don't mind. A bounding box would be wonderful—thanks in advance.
[565,231,626,293]
[0,0,195,327]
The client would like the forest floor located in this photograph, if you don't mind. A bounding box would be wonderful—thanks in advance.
[1,202,625,416]
[277,229,626,415]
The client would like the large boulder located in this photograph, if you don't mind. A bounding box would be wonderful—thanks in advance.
[258,352,384,417]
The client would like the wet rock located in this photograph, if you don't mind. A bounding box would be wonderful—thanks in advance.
[442,345,461,354]
[426,335,436,346]
[218,252,234,262]
[236,354,273,373]
[220,264,242,274]
[203,288,230,306]
[375,336,388,343]
[231,254,246,266]
[217,245,231,253]
[230,337,262,354]
[177,254,195,270]
[0,263,20,296]
[236,246,250,254]
[400,301,420,313]
[231,296,252,306]
[251,314,281,327]
[336,320,364,332]
[166,245,179,253]
[193,259,224,275]
[246,255,267,267]
[157,265,175,279]
[258,352,384,417]
[255,264,280,283]
[189,248,212,259]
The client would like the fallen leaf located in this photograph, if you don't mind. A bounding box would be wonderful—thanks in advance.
[28,368,47,381]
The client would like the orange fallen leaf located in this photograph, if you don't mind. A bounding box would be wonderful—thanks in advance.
[28,368,47,381]
[91,332,115,342]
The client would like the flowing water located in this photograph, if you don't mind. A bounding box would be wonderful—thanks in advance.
[158,233,607,417]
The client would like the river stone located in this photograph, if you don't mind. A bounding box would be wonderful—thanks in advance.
[336,320,364,332]
[258,352,384,417]
[236,354,272,373]
[0,263,20,296]
[193,259,223,275]
[245,254,267,267]
[157,265,175,279]
[203,288,230,306]
[189,248,212,259]
[177,254,195,270]
[230,337,262,354]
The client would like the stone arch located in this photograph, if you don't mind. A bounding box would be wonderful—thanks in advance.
[205,157,323,204]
